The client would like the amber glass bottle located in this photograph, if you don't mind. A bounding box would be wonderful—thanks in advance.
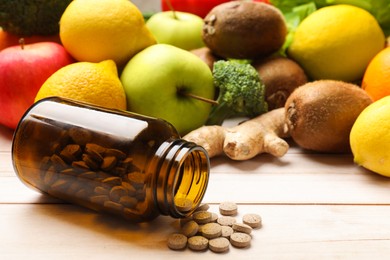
[12,97,210,222]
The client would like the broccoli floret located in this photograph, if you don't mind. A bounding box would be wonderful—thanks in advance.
[206,60,268,126]
[0,0,72,36]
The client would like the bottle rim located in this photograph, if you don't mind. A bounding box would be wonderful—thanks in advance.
[154,139,210,218]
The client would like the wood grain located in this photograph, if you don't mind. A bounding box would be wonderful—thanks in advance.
[2,124,390,259]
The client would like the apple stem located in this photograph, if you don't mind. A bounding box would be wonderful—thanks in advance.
[164,0,178,19]
[179,91,219,105]
[19,38,25,50]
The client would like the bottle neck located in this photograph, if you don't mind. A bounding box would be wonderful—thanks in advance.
[153,139,210,218]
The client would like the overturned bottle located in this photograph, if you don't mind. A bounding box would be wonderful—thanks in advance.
[12,97,210,222]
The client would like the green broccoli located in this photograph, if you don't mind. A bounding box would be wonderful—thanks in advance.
[206,60,268,126]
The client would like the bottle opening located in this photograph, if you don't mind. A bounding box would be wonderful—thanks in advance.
[155,140,210,218]
[173,148,209,216]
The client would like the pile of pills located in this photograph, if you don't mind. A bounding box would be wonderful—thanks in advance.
[35,136,149,219]
[167,202,262,253]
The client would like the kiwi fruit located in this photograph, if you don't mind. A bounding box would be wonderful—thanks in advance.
[202,1,287,59]
[190,47,221,71]
[253,55,308,110]
[285,80,373,153]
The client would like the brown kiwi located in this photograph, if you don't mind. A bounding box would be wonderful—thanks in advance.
[285,80,373,153]
[253,55,308,110]
[190,47,221,71]
[202,1,287,59]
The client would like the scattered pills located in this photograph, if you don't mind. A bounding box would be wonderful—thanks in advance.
[209,237,230,253]
[167,202,262,254]
[219,201,238,216]
[167,233,188,250]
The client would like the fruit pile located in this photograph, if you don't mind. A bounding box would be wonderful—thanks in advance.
[1,0,390,178]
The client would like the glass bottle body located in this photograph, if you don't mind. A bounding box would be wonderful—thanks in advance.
[12,97,210,222]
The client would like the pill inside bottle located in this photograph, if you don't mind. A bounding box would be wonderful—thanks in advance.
[12,97,210,222]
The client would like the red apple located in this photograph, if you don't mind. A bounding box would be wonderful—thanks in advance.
[0,28,61,51]
[0,42,74,129]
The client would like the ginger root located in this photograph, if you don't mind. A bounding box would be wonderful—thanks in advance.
[183,108,290,160]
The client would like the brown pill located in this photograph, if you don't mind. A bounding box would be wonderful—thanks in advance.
[188,236,209,251]
[230,232,251,248]
[217,216,236,226]
[243,213,262,229]
[209,237,230,253]
[232,223,252,234]
[192,211,212,224]
[219,201,238,216]
[181,220,199,237]
[201,223,222,239]
[167,233,188,250]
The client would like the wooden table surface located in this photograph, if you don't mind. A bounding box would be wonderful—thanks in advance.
[2,123,390,259]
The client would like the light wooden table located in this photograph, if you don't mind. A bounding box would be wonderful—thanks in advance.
[2,123,390,259]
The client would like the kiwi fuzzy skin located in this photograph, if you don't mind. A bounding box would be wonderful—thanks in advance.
[253,55,308,110]
[202,1,287,59]
[285,80,373,153]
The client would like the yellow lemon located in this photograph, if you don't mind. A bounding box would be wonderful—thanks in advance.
[59,0,156,66]
[350,96,390,177]
[35,60,126,110]
[288,4,385,82]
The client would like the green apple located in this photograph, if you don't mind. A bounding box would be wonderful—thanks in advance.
[120,44,215,135]
[146,11,205,51]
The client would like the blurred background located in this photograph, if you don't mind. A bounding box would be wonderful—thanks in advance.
[132,0,161,13]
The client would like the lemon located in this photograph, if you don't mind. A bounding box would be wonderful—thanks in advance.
[350,96,390,177]
[59,0,156,66]
[288,5,385,82]
[35,60,126,110]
